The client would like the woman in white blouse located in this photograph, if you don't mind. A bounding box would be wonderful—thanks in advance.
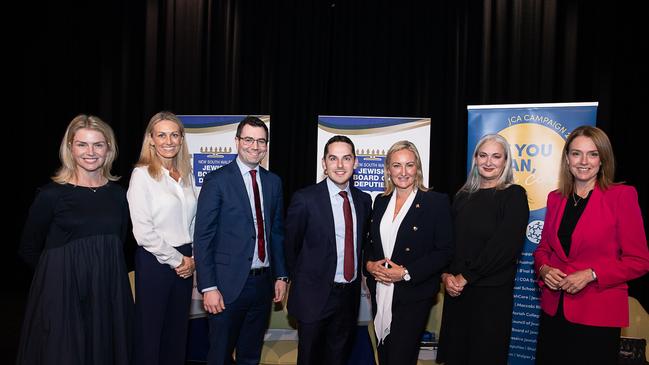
[364,141,453,365]
[127,111,197,365]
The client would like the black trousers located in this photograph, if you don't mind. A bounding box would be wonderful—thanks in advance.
[297,283,359,365]
[134,244,193,365]
[206,269,273,365]
[536,294,620,365]
[376,297,434,365]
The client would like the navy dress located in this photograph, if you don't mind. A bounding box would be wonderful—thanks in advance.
[17,182,134,365]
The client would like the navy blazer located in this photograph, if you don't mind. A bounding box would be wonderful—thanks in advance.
[364,190,453,307]
[285,180,372,322]
[193,160,287,304]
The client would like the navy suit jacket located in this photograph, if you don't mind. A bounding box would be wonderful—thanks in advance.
[285,180,372,322]
[193,160,287,304]
[364,190,453,308]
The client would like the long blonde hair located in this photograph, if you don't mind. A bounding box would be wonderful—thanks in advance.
[382,140,428,196]
[135,111,192,185]
[52,114,119,184]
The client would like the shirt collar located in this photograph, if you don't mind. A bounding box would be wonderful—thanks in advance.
[236,156,259,176]
[326,177,351,198]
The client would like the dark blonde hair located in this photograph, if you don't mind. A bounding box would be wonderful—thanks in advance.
[135,111,192,185]
[52,114,119,184]
[558,125,616,196]
[382,140,428,195]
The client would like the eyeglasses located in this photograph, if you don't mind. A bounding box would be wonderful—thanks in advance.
[237,136,268,147]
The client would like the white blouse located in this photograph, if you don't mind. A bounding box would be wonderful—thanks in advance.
[127,166,198,269]
[374,189,417,343]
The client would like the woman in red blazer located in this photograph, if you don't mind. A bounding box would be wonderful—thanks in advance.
[534,125,649,365]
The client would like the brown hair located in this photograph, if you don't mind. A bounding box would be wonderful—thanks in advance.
[558,125,616,196]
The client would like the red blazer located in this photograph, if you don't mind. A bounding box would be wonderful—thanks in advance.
[534,184,649,327]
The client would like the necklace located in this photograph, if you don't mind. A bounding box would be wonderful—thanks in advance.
[70,179,105,192]
[571,192,582,206]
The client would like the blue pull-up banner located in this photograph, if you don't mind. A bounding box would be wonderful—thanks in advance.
[467,102,597,365]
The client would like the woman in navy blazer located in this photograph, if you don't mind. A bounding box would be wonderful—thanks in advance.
[364,141,453,365]
[534,126,649,365]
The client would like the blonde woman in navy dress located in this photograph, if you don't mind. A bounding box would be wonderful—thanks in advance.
[127,111,197,365]
[17,115,133,365]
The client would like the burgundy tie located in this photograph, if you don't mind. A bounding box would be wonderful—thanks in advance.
[339,191,354,281]
[250,170,265,262]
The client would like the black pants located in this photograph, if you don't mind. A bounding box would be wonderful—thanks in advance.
[206,269,273,365]
[134,244,193,365]
[297,283,359,365]
[536,294,621,365]
[376,297,434,365]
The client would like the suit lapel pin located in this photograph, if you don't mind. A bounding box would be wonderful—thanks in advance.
[415,203,420,208]
[405,247,411,251]
[413,226,418,231]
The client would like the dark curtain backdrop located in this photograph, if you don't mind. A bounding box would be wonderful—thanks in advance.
[10,0,648,358]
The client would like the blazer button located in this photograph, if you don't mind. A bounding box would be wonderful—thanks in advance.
[405,247,411,251]
[415,203,420,208]
[413,226,418,231]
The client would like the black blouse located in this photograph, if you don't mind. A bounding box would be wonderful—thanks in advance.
[557,190,592,256]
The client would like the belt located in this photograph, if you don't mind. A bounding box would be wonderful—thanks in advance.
[249,267,269,276]
[332,281,354,289]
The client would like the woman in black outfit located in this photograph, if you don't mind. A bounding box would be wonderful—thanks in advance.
[437,134,529,365]
[17,115,133,365]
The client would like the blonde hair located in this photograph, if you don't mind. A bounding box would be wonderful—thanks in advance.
[382,140,428,196]
[459,134,514,194]
[135,111,192,185]
[558,125,616,197]
[52,114,119,184]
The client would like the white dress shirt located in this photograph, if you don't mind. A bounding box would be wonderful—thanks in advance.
[127,166,198,269]
[374,189,417,343]
[235,157,269,269]
[326,178,358,283]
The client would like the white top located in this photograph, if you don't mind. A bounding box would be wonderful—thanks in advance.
[326,178,358,283]
[235,157,269,269]
[127,166,198,269]
[374,189,417,343]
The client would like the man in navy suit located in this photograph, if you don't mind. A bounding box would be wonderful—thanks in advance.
[285,135,372,365]
[194,116,288,365]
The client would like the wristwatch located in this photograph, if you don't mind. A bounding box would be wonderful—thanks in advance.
[402,268,411,282]
[590,269,597,281]
[277,277,290,283]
